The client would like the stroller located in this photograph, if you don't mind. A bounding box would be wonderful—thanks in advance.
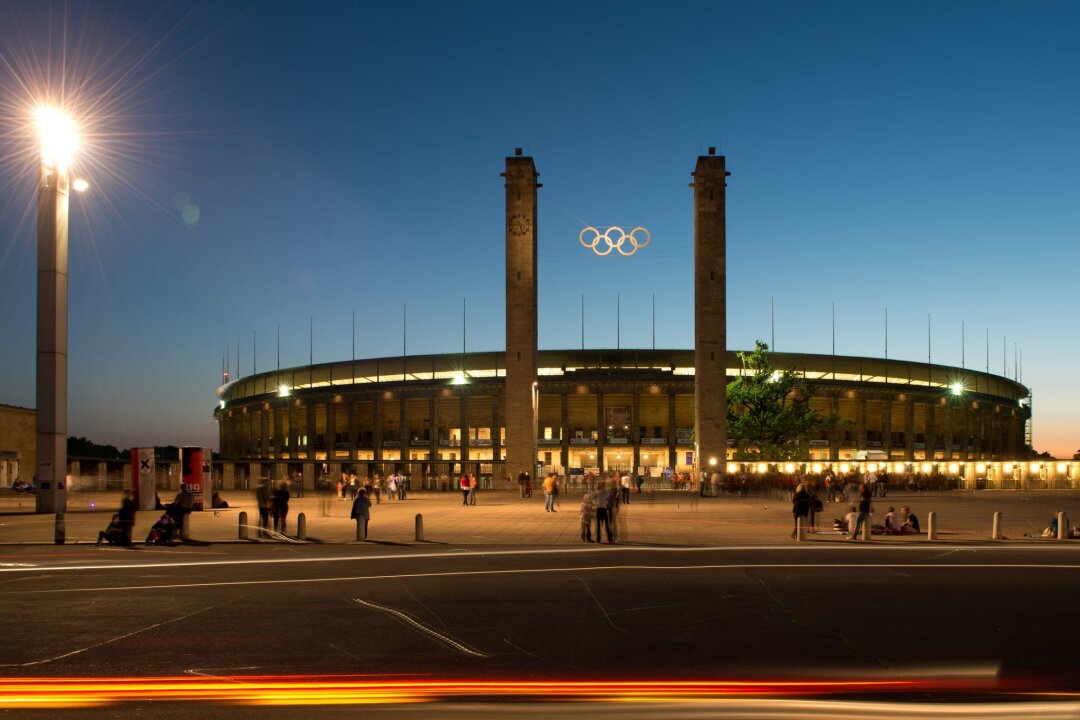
[145,513,178,545]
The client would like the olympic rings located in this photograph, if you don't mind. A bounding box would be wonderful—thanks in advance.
[578,226,651,256]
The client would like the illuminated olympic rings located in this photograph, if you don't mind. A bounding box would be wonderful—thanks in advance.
[578,226,651,256]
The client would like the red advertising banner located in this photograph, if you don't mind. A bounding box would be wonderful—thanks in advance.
[180,447,212,511]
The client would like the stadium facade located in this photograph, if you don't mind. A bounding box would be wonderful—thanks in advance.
[213,150,1036,490]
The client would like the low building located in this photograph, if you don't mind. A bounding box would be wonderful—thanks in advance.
[0,403,35,486]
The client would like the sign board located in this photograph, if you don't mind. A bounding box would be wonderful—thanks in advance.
[180,446,212,511]
[130,448,156,511]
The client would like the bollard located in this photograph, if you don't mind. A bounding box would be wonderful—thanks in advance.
[1058,511,1069,541]
[415,513,425,542]
[180,513,190,541]
[861,517,871,541]
[238,511,249,540]
[54,513,65,545]
[795,517,805,542]
[927,511,937,541]
[992,511,1001,540]
[356,516,368,541]
[297,512,307,541]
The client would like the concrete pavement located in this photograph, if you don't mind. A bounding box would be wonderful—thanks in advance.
[1,488,1078,546]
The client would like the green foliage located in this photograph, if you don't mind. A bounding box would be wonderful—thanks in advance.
[67,436,123,460]
[726,340,836,460]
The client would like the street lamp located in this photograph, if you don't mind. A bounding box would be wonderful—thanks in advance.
[35,106,87,513]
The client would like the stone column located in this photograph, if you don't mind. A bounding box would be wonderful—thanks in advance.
[432,396,440,463]
[274,405,285,459]
[490,395,500,466]
[503,149,539,480]
[692,148,728,478]
[667,391,677,470]
[596,391,605,472]
[260,408,270,458]
[326,399,337,461]
[632,391,641,472]
[400,396,410,460]
[347,398,358,461]
[373,398,382,464]
[904,399,916,461]
[829,396,841,461]
[306,401,316,459]
[962,403,972,461]
[926,402,937,459]
[459,393,469,463]
[882,399,892,457]
[855,397,867,451]
[560,392,570,471]
[944,404,955,461]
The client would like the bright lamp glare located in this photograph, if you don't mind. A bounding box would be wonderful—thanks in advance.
[35,106,78,171]
[72,178,89,192]
[277,384,291,398]
[950,382,964,396]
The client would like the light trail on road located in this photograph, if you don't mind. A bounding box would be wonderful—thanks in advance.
[0,544,1076,575]
[2,561,1079,595]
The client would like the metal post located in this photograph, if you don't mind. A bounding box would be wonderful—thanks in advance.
[297,512,307,540]
[861,517,871,541]
[1058,511,1068,541]
[238,510,249,540]
[415,513,425,542]
[54,513,65,545]
[356,516,368,541]
[795,517,805,542]
[36,162,70,514]
[180,513,190,541]
[991,511,1001,540]
[927,511,937,541]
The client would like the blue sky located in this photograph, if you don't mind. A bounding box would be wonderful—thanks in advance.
[0,1,1077,456]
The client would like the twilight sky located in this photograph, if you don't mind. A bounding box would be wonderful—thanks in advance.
[0,1,1077,457]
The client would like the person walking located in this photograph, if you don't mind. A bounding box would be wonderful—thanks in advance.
[594,486,615,543]
[543,473,557,512]
[117,489,137,547]
[388,474,397,502]
[579,493,596,542]
[468,473,478,505]
[460,474,471,505]
[850,483,872,540]
[256,478,272,537]
[350,488,371,540]
[791,482,810,538]
[271,480,290,534]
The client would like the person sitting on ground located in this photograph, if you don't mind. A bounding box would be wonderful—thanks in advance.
[883,506,901,534]
[97,514,123,546]
[211,491,229,509]
[901,506,920,533]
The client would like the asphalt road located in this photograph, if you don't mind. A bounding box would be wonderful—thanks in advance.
[1,544,1079,718]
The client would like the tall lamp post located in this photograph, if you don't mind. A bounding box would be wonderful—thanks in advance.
[34,107,86,514]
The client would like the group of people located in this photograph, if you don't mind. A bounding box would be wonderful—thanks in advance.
[459,473,479,505]
[336,472,408,504]
[577,478,624,543]
[255,478,292,536]
[793,480,922,539]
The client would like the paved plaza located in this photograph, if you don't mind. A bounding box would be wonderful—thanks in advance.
[1,487,1077,546]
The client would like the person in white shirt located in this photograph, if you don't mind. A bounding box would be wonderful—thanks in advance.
[619,474,631,504]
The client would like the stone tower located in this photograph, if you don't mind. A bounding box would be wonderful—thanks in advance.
[503,149,539,480]
[692,148,728,484]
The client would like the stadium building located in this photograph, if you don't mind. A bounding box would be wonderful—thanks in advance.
[213,151,1036,490]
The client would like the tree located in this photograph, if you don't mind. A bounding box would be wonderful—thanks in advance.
[67,436,123,460]
[726,340,836,460]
